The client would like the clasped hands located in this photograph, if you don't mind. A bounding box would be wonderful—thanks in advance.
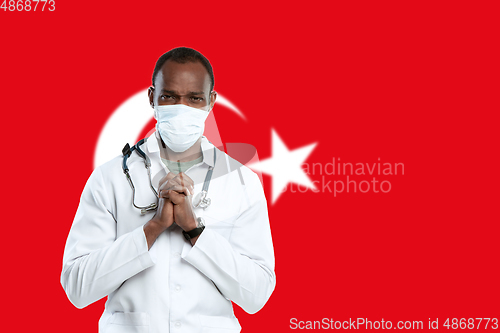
[150,172,198,233]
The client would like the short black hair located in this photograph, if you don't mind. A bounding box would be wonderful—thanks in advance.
[151,47,214,91]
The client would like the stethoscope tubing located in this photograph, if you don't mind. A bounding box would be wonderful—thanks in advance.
[122,139,216,214]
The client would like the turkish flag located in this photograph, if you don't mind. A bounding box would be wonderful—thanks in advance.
[1,1,498,332]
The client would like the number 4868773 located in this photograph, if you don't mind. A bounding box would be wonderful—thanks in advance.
[1,0,55,11]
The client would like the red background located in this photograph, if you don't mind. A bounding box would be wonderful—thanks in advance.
[1,1,499,331]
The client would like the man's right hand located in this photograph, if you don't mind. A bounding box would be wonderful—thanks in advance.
[144,197,175,250]
[143,172,194,250]
[151,197,175,229]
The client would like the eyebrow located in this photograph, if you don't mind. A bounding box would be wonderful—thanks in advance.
[161,89,205,95]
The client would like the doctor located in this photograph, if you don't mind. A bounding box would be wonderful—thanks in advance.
[61,47,276,333]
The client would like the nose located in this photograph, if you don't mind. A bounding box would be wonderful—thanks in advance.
[174,97,191,106]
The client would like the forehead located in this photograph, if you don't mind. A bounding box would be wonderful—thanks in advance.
[155,60,211,93]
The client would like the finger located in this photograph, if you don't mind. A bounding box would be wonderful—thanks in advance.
[165,180,194,194]
[175,172,195,188]
[159,189,172,199]
[165,185,192,196]
[173,175,194,194]
[159,178,181,192]
[159,173,175,185]
[164,179,180,189]
[157,197,172,206]
[158,172,176,188]
[167,190,185,205]
[170,184,193,195]
[171,178,194,194]
[161,182,193,196]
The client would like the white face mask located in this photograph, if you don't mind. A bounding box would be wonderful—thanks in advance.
[154,104,211,153]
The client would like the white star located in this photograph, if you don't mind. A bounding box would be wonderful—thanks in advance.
[248,129,317,204]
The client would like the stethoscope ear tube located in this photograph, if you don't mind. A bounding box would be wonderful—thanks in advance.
[122,140,158,215]
[134,139,158,197]
[122,143,134,173]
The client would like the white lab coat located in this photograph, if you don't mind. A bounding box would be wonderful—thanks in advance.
[60,133,276,333]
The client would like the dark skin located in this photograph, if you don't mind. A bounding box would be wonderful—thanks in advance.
[143,60,217,249]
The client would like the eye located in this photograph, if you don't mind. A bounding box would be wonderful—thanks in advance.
[190,97,204,102]
[161,95,175,100]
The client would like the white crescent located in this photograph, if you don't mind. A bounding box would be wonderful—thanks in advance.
[93,89,245,168]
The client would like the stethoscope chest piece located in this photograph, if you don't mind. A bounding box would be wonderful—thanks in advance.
[191,150,216,210]
[193,190,211,210]
[141,203,158,215]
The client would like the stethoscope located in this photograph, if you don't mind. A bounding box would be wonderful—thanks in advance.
[122,138,216,215]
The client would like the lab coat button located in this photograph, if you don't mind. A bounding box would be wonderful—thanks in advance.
[175,285,181,292]
[175,321,181,328]
[173,252,180,258]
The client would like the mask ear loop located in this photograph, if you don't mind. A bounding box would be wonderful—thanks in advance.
[152,107,166,148]
[153,106,158,120]
[154,127,167,149]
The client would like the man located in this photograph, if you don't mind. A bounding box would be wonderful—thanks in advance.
[61,47,275,333]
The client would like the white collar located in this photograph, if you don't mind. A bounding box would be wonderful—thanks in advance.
[146,131,216,167]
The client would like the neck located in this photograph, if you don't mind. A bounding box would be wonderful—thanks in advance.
[157,135,203,162]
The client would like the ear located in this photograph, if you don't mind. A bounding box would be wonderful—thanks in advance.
[209,91,217,110]
[148,86,155,108]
